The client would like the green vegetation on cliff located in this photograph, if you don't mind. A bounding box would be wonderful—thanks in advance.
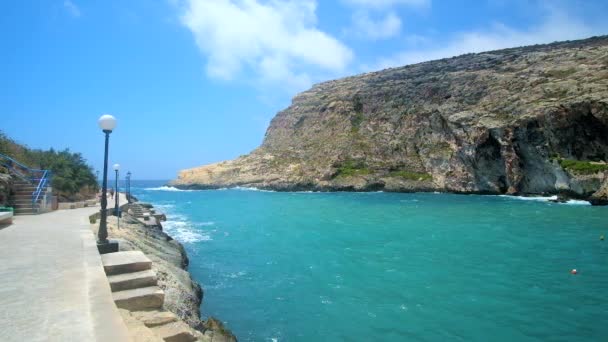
[0,131,98,200]
[558,159,608,174]
[388,171,433,181]
[334,160,371,178]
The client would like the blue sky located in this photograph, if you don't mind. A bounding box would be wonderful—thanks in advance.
[1,0,607,180]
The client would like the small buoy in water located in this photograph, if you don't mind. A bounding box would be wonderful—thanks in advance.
[601,235,605,241]
[571,269,578,275]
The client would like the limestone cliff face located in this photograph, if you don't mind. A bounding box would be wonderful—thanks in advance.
[171,36,608,200]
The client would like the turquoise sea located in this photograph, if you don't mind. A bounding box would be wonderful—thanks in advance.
[130,180,607,341]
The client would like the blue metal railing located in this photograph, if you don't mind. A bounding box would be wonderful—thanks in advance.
[0,153,52,212]
[33,170,51,207]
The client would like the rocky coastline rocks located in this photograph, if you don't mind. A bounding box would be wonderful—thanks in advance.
[170,36,608,204]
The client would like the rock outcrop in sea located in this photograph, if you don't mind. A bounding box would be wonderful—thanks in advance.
[171,36,608,203]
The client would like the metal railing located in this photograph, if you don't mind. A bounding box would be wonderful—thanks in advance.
[0,153,52,212]
[33,170,52,208]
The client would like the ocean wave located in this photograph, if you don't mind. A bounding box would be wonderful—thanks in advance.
[163,220,211,243]
[233,186,275,192]
[563,199,591,206]
[227,271,247,279]
[498,195,591,205]
[144,186,195,192]
[498,195,558,202]
[153,203,175,209]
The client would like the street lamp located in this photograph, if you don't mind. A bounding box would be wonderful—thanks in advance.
[97,114,118,254]
[126,171,132,203]
[113,163,120,217]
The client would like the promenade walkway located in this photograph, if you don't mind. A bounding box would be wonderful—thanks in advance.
[0,194,130,342]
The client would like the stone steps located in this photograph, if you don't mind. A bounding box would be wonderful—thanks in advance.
[108,269,158,292]
[102,251,164,311]
[13,208,37,215]
[11,194,36,200]
[10,180,47,216]
[113,286,165,311]
[102,250,201,342]
[131,311,179,328]
[102,251,153,275]
[150,321,199,342]
[11,199,37,204]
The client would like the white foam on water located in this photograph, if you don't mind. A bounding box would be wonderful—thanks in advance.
[154,204,175,209]
[320,296,332,304]
[498,195,591,205]
[227,271,247,279]
[498,195,558,202]
[564,199,592,206]
[233,186,275,192]
[163,220,212,243]
[144,186,195,192]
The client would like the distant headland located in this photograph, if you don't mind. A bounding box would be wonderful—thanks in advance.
[170,35,608,205]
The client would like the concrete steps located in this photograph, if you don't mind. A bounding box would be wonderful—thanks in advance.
[9,180,46,216]
[131,311,179,327]
[113,286,165,311]
[108,269,158,292]
[128,204,148,218]
[102,251,153,275]
[102,251,201,342]
[102,251,164,312]
[150,321,199,342]
[13,208,37,215]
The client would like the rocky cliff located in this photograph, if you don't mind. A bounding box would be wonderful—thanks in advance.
[171,36,608,202]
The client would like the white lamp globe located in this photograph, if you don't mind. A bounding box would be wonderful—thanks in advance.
[98,114,117,131]
[113,164,120,171]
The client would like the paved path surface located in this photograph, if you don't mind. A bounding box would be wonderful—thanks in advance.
[0,194,130,342]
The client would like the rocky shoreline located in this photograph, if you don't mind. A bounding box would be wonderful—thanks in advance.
[100,202,237,342]
[172,181,608,206]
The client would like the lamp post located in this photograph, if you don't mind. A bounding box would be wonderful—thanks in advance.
[97,114,118,254]
[126,171,132,203]
[113,163,120,216]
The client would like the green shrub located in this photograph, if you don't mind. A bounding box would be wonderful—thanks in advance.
[558,159,608,174]
[350,95,365,133]
[1,131,98,199]
[350,112,364,133]
[388,170,433,181]
[335,160,371,178]
[543,68,577,79]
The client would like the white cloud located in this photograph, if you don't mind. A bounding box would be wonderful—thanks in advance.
[342,0,426,41]
[350,11,401,40]
[343,0,429,9]
[63,0,81,18]
[178,0,353,92]
[372,7,607,70]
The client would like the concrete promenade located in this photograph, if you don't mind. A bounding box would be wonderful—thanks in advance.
[0,194,130,342]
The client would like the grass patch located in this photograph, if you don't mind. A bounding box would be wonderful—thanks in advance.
[335,160,371,178]
[388,170,432,181]
[543,68,577,79]
[558,159,608,174]
[350,95,364,133]
[350,112,364,133]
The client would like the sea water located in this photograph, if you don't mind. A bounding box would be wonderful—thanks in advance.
[130,181,607,341]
